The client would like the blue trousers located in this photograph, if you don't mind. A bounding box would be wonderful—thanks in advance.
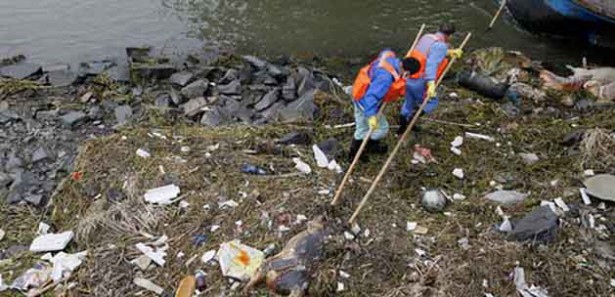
[353,104,389,141]
[401,78,439,120]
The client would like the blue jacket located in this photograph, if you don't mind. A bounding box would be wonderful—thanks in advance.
[423,33,449,82]
[357,50,401,117]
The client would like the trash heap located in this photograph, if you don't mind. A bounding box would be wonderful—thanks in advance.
[0,47,614,296]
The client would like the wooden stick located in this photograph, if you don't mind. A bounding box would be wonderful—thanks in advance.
[488,0,507,30]
[423,118,475,128]
[330,103,387,206]
[406,24,427,57]
[331,24,426,206]
[349,33,472,225]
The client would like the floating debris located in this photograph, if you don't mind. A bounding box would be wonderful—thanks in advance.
[218,240,264,281]
[30,231,74,252]
[451,136,464,147]
[421,189,447,212]
[292,158,312,174]
[579,188,592,205]
[584,174,615,202]
[136,242,167,266]
[452,168,464,179]
[465,132,495,142]
[136,148,151,158]
[133,277,164,295]
[201,250,217,264]
[485,190,528,206]
[144,184,180,205]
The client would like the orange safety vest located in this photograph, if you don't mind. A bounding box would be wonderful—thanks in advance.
[407,34,450,81]
[351,50,406,103]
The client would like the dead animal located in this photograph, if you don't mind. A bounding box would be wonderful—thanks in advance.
[243,216,327,297]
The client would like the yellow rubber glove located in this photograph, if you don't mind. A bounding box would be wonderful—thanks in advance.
[367,116,379,130]
[447,48,463,59]
[426,81,437,99]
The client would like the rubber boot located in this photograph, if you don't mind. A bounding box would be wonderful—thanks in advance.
[397,113,424,137]
[397,115,409,136]
[348,139,369,162]
[367,139,388,155]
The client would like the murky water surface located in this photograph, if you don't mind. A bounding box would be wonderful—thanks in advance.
[0,0,609,66]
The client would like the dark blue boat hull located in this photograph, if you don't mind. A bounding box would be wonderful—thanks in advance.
[506,0,615,47]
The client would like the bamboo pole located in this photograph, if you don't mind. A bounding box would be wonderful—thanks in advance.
[488,0,507,30]
[331,24,426,206]
[349,33,473,225]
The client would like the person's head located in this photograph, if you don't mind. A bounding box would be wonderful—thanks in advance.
[402,57,421,76]
[438,23,456,41]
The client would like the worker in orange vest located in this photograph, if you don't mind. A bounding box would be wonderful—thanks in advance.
[349,49,421,162]
[398,23,463,134]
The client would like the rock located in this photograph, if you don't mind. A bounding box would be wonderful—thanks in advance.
[501,102,520,117]
[169,89,182,105]
[267,64,288,79]
[114,105,133,125]
[235,107,254,124]
[180,79,209,99]
[106,188,125,203]
[60,111,88,128]
[0,172,12,188]
[317,138,339,159]
[217,80,242,95]
[30,231,74,252]
[106,64,131,82]
[47,69,77,87]
[254,89,279,111]
[131,63,176,80]
[281,78,297,101]
[260,101,284,121]
[278,89,316,123]
[295,67,317,97]
[485,190,528,206]
[169,71,194,87]
[518,153,539,165]
[238,65,253,84]
[277,131,311,145]
[80,60,114,76]
[0,110,20,124]
[562,130,585,146]
[243,55,267,69]
[510,206,558,244]
[200,106,229,127]
[220,69,239,83]
[421,190,447,213]
[0,63,43,79]
[155,93,171,108]
[584,174,615,202]
[182,97,208,117]
[31,147,49,163]
[87,105,103,120]
[6,153,24,171]
[35,109,59,121]
[222,97,241,114]
[24,193,44,206]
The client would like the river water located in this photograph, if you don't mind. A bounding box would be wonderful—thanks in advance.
[0,0,610,66]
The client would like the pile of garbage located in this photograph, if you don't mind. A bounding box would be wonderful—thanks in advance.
[0,47,614,296]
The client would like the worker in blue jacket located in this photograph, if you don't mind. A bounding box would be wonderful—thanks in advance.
[349,49,420,161]
[398,23,463,134]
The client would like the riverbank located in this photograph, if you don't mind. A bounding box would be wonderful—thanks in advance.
[0,47,614,296]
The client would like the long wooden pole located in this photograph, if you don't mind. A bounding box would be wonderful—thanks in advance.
[331,24,426,206]
[488,0,507,30]
[349,33,473,225]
